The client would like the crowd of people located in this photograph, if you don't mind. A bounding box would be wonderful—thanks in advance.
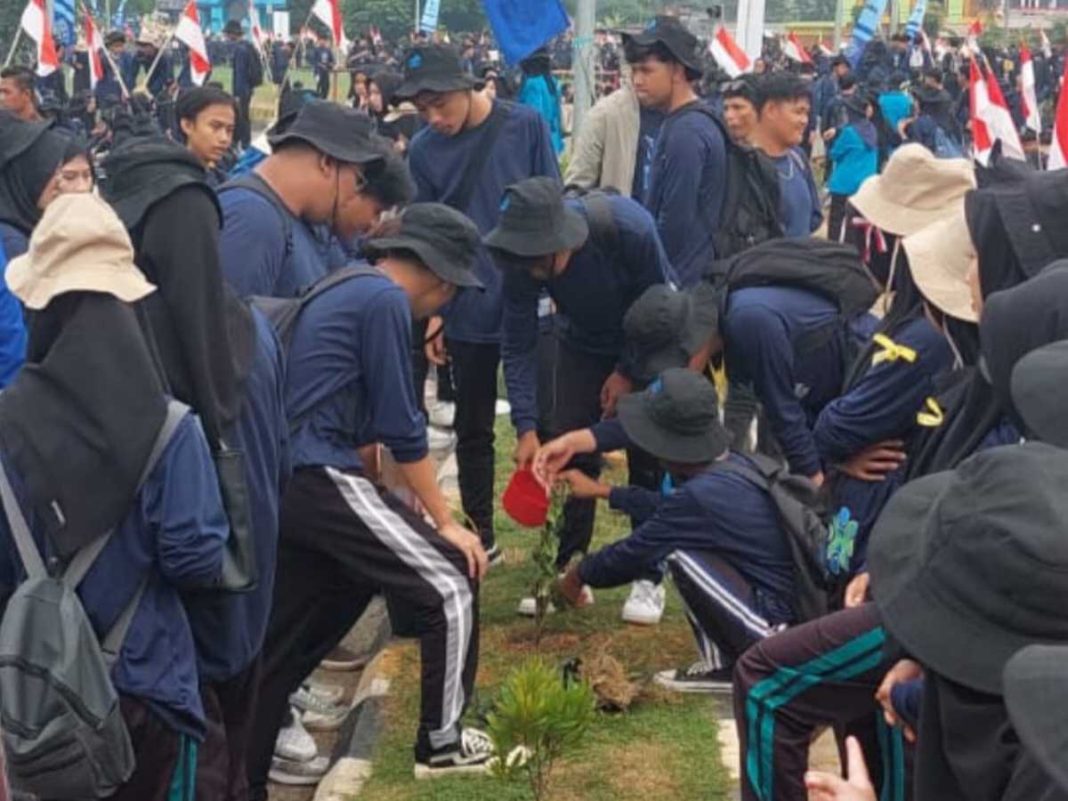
[1,9,1068,801]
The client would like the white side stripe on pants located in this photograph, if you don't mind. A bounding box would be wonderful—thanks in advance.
[327,467,472,749]
[668,550,773,639]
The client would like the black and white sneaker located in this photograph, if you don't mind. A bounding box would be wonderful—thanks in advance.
[485,543,504,567]
[414,728,495,779]
[654,661,734,694]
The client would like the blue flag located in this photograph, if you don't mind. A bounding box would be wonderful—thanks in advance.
[481,0,570,65]
[420,0,440,33]
[845,0,890,66]
[905,0,927,42]
[54,0,77,47]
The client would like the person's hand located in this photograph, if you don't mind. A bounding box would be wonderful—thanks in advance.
[822,127,837,142]
[810,471,825,489]
[424,316,447,366]
[555,565,592,608]
[439,521,488,581]
[844,572,870,608]
[514,431,540,469]
[600,371,633,418]
[805,737,877,801]
[533,435,577,487]
[558,469,611,500]
[875,659,923,743]
[839,441,906,482]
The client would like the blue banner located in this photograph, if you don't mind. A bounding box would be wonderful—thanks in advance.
[905,0,926,41]
[481,0,569,64]
[54,0,77,46]
[845,0,889,66]
[420,0,440,33]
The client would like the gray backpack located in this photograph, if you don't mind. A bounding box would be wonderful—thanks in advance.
[0,400,187,799]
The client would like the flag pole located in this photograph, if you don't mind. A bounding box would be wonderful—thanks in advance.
[3,27,23,69]
[82,1,130,97]
[139,26,174,93]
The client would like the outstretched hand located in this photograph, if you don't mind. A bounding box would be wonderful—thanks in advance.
[805,737,877,801]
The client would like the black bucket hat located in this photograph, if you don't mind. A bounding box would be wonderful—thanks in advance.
[483,177,588,258]
[617,368,728,464]
[869,442,1068,694]
[622,16,703,77]
[364,203,483,289]
[1004,644,1068,793]
[1011,340,1068,449]
[393,44,477,101]
[623,283,721,385]
[105,30,126,47]
[223,20,243,36]
[267,101,387,166]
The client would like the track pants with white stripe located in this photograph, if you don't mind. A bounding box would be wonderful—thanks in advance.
[666,550,780,670]
[247,467,478,799]
[732,604,910,801]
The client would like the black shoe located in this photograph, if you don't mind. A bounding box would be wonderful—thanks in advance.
[654,661,734,694]
[414,728,495,779]
[485,543,503,567]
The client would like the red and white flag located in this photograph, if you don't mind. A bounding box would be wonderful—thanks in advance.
[1019,44,1041,134]
[783,32,813,64]
[248,0,264,50]
[970,58,1025,163]
[174,0,211,86]
[817,37,833,56]
[966,18,982,54]
[369,24,382,47]
[311,0,343,48]
[709,26,750,78]
[1048,57,1068,170]
[83,8,105,89]
[19,0,60,77]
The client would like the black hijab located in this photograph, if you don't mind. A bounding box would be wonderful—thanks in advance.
[102,133,254,447]
[0,118,70,234]
[0,293,166,557]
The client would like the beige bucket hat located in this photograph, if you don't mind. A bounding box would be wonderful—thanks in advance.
[850,144,975,236]
[902,204,978,323]
[7,194,156,310]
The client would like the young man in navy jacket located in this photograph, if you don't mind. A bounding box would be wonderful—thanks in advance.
[485,176,676,623]
[625,17,726,287]
[247,204,494,791]
[398,43,560,561]
[537,369,797,693]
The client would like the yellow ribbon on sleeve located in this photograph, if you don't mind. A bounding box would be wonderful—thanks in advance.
[916,397,945,428]
[871,333,918,367]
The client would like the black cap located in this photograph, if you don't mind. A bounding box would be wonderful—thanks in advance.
[913,85,952,107]
[1011,340,1068,449]
[393,44,477,101]
[616,368,728,464]
[623,284,721,385]
[622,17,703,77]
[223,20,243,37]
[1004,645,1068,793]
[869,442,1068,694]
[267,101,388,166]
[364,203,484,289]
[831,54,850,68]
[483,177,588,258]
[105,30,125,47]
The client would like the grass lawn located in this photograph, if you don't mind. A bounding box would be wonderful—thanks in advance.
[358,420,731,801]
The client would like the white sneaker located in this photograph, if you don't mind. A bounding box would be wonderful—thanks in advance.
[414,727,496,779]
[428,401,456,428]
[269,754,329,785]
[495,399,511,416]
[621,580,665,626]
[517,582,593,616]
[290,685,347,717]
[274,709,318,763]
[427,425,457,452]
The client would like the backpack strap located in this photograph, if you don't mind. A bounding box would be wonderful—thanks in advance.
[64,399,190,588]
[0,463,47,581]
[219,173,294,262]
[581,193,620,254]
[294,263,381,307]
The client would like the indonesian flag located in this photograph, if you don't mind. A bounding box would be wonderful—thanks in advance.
[311,0,342,48]
[1040,28,1052,59]
[248,0,264,50]
[174,0,210,86]
[967,18,982,54]
[970,58,1025,163]
[1019,44,1041,134]
[709,26,750,78]
[369,24,382,47]
[1048,57,1068,170]
[83,8,105,89]
[817,37,833,56]
[19,0,60,77]
[783,32,813,64]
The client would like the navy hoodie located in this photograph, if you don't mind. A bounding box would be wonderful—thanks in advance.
[0,412,228,739]
[644,102,727,287]
[285,269,426,471]
[183,309,289,683]
[501,195,676,435]
[408,100,560,344]
[724,285,857,478]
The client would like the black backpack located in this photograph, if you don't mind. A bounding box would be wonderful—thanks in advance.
[244,41,264,88]
[673,105,784,261]
[716,454,834,623]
